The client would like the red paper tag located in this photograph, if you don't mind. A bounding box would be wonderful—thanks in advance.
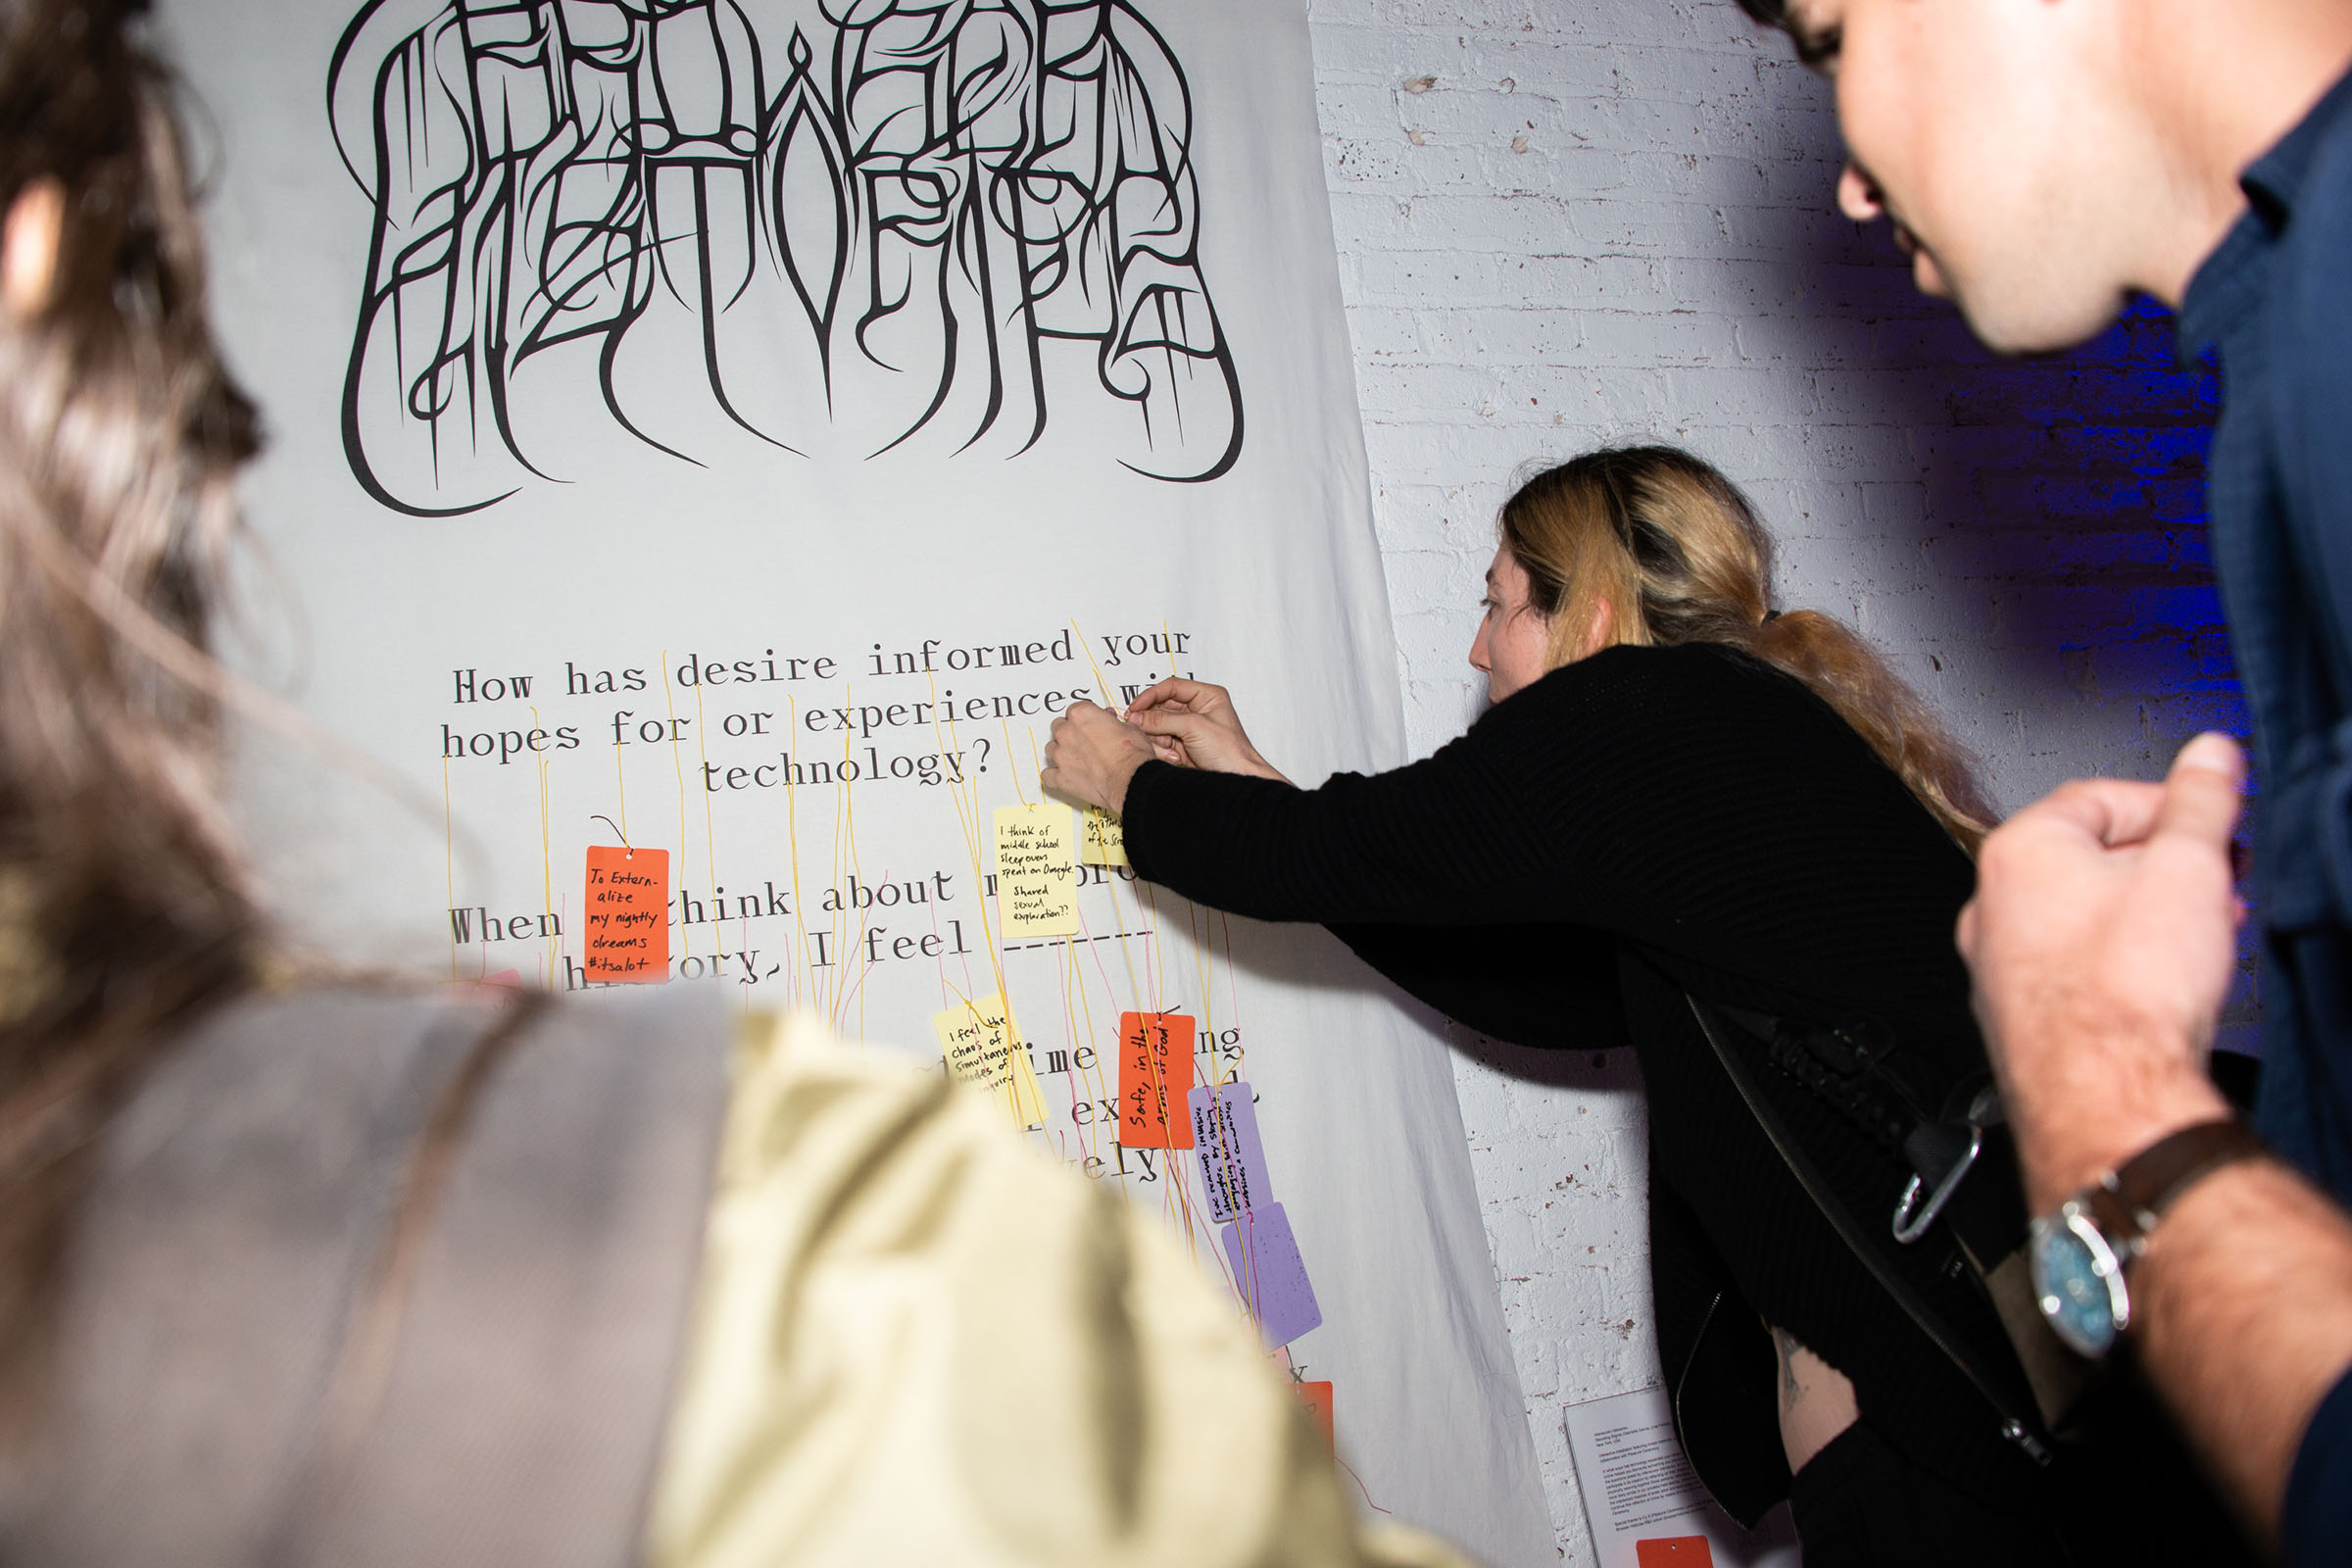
[584,845,669,983]
[1117,1010,1196,1149]
[1635,1539,1714,1567]
[1295,1380,1335,1453]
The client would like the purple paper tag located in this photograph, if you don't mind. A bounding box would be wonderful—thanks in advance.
[1219,1201,1322,1349]
[1189,1082,1273,1223]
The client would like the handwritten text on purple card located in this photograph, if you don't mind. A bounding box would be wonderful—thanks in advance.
[1189,1083,1273,1223]
[1219,1201,1322,1348]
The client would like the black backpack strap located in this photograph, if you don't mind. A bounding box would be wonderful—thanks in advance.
[1686,996,2055,1466]
[1707,1002,2020,1257]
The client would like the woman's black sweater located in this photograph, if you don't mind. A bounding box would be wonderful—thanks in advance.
[1121,642,2046,1515]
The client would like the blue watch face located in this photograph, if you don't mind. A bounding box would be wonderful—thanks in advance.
[2033,1215,2122,1359]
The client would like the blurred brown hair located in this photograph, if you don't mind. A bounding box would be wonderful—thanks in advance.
[0,0,262,1390]
[1500,446,1996,852]
[1730,0,1841,67]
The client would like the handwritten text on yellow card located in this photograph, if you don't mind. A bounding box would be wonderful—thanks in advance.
[1081,807,1128,867]
[994,804,1080,938]
[931,992,1047,1127]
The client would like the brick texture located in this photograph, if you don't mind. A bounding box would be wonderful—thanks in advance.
[1307,1,2231,1557]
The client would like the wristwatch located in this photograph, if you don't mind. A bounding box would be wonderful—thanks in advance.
[2031,1116,2271,1359]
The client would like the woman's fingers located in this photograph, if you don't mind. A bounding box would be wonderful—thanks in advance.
[1040,703,1156,811]
[1127,676,1226,718]
[1131,709,1239,770]
[1132,700,1248,750]
[1116,679,1286,783]
[1133,716,1210,769]
[1130,709,1216,742]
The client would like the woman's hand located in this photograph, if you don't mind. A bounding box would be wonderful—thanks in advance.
[1124,678,1290,783]
[1041,703,1160,812]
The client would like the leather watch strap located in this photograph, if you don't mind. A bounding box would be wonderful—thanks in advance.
[2087,1116,2270,1244]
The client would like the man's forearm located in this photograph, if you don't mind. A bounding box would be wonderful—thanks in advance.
[1953,739,2352,1546]
[2134,1158,2352,1544]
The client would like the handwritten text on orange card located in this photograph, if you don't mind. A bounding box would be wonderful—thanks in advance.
[584,845,668,983]
[1117,1010,1196,1149]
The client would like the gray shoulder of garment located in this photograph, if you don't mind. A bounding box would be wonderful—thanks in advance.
[7,983,731,1568]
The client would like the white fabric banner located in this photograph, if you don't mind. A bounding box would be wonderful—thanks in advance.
[167,2,1551,1558]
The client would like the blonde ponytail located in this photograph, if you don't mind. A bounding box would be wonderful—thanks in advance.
[1500,447,1996,853]
[1750,610,1995,852]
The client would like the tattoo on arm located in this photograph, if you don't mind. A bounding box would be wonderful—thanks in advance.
[1773,1326,1804,1406]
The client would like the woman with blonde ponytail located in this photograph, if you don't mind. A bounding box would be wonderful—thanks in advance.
[1498,446,1996,851]
[1046,445,2255,1568]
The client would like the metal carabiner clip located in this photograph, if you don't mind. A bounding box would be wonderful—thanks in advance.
[1891,1120,1984,1244]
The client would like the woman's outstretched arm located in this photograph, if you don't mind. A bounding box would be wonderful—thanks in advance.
[1052,703,1561,929]
[1045,645,1982,1029]
[1045,685,1624,1044]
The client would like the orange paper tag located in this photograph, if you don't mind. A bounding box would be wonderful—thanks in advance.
[1117,1010,1196,1149]
[1296,1381,1335,1453]
[1635,1539,1714,1567]
[583,845,669,983]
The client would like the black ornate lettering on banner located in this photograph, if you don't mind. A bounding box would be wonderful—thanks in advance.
[328,0,1247,516]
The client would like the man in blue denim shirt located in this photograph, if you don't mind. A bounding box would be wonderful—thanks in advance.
[1738,1,2352,1561]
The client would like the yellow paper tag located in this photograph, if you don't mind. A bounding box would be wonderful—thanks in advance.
[994,804,1080,938]
[1080,807,1128,867]
[931,991,1047,1127]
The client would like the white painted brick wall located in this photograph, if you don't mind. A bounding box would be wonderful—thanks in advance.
[1306,2,2231,1559]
